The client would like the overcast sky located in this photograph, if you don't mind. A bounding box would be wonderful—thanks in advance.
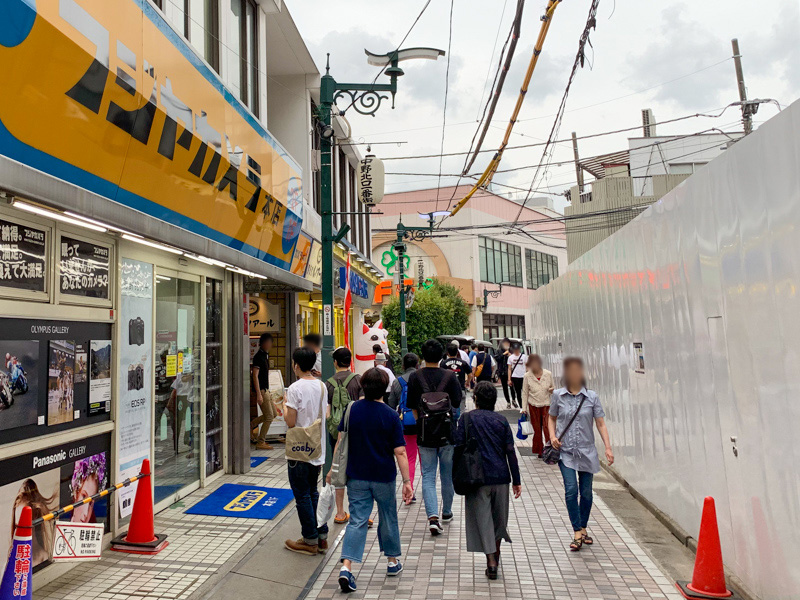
[285,0,799,213]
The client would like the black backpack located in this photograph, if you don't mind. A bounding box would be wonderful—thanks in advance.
[417,372,453,448]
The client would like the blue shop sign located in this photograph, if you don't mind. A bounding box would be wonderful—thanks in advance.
[338,267,369,298]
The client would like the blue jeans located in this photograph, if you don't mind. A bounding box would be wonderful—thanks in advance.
[287,460,328,544]
[340,479,401,563]
[418,445,454,518]
[558,461,594,532]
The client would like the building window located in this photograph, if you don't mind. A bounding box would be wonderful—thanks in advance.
[227,0,259,115]
[525,248,559,290]
[669,162,706,175]
[479,237,523,287]
[189,0,219,72]
[483,314,526,341]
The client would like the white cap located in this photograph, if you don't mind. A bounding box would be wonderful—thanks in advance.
[375,352,387,362]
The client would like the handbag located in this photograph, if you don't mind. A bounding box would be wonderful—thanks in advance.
[329,401,354,488]
[519,414,535,437]
[516,413,529,440]
[453,413,485,495]
[285,381,326,462]
[316,481,336,528]
[542,395,587,465]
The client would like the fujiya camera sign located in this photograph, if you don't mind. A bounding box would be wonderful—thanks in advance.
[357,155,384,206]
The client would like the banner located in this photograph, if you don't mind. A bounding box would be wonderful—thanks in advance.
[118,259,153,517]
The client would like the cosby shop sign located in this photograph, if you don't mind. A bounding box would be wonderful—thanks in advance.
[337,267,369,299]
[52,522,104,561]
[0,217,47,293]
[59,236,110,299]
[356,155,384,206]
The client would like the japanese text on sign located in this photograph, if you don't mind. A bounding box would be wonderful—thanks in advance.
[356,156,385,207]
[52,522,104,561]
[0,218,47,293]
[60,236,110,299]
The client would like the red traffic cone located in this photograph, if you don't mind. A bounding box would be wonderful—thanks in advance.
[111,459,169,554]
[677,497,737,599]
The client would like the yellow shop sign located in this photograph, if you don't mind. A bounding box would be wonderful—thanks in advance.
[0,0,303,270]
[224,489,268,512]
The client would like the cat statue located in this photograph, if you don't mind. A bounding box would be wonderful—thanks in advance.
[353,321,389,375]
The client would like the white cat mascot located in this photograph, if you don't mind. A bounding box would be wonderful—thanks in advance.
[353,320,389,375]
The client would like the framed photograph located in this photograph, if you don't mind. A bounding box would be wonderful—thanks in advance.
[0,340,40,431]
[47,340,75,425]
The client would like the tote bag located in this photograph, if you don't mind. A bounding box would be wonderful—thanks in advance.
[453,413,485,495]
[329,401,354,488]
[285,381,326,462]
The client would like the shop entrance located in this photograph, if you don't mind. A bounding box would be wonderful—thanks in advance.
[154,271,202,504]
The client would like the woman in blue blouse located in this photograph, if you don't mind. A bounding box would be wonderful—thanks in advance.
[548,357,614,551]
[453,381,522,580]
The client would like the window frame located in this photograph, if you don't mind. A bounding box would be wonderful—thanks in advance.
[479,236,523,287]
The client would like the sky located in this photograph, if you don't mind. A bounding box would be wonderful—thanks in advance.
[284,0,799,213]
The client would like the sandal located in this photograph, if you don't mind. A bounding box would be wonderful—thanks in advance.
[569,536,584,552]
[582,532,593,545]
[334,513,350,524]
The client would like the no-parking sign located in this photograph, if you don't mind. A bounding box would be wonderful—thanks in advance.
[52,522,104,561]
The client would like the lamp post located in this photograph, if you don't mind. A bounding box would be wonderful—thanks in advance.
[483,283,507,309]
[318,48,444,379]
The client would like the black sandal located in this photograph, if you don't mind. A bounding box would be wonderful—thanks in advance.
[582,533,593,545]
[569,536,584,552]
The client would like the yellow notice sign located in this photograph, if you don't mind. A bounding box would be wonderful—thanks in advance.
[166,355,177,377]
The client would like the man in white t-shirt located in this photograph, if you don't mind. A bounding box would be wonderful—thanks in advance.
[284,347,329,555]
[374,352,396,392]
[507,343,527,409]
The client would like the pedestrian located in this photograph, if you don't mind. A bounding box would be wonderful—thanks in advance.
[374,352,396,392]
[520,354,555,457]
[373,343,394,373]
[507,343,526,409]
[407,339,462,535]
[454,381,521,580]
[468,343,478,365]
[284,347,329,555]
[439,343,472,418]
[251,333,279,450]
[387,353,420,502]
[457,344,471,364]
[494,338,513,407]
[331,368,413,593]
[304,333,322,378]
[549,357,614,551]
[325,347,363,525]
[471,343,496,385]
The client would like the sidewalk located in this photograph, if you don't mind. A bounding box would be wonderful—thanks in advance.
[35,446,293,600]
[305,413,686,600]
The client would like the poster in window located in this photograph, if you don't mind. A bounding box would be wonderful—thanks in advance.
[0,217,47,294]
[0,340,39,431]
[633,342,645,374]
[0,434,110,572]
[47,340,75,425]
[88,341,112,416]
[74,344,87,384]
[59,236,110,300]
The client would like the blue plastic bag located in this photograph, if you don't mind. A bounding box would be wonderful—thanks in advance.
[516,414,529,440]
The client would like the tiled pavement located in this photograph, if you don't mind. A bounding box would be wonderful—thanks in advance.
[35,447,288,600]
[306,411,683,600]
[38,404,683,600]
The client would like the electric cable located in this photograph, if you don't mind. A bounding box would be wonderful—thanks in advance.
[434,0,456,212]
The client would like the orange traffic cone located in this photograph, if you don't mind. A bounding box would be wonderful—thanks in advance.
[0,506,33,599]
[677,497,738,599]
[111,459,169,554]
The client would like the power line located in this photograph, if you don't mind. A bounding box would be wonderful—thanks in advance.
[434,0,456,213]
[474,0,510,121]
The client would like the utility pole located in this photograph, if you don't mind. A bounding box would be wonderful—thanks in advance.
[731,38,753,135]
[318,49,443,378]
[571,131,584,192]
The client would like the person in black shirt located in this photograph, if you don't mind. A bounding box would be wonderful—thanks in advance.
[439,344,472,413]
[494,338,513,406]
[406,339,462,535]
[251,333,279,450]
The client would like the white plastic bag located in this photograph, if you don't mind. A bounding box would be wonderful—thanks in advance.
[520,419,535,436]
[317,483,335,528]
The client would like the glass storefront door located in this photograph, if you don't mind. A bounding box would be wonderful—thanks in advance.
[154,272,202,504]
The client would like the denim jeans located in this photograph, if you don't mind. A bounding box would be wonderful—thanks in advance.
[287,460,328,544]
[340,479,401,563]
[558,461,594,531]
[418,444,454,518]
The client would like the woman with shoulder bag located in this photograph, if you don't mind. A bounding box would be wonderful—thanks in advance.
[548,357,614,552]
[520,354,555,458]
[453,381,522,580]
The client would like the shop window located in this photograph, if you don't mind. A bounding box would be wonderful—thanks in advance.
[482,314,526,342]
[479,237,523,287]
[205,278,222,476]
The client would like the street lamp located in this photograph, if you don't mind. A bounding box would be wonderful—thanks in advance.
[483,282,509,310]
[318,47,444,379]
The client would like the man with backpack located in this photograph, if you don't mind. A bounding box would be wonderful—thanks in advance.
[406,339,462,535]
[471,343,497,386]
[387,353,420,503]
[325,347,363,525]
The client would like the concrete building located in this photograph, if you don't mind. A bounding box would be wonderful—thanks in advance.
[566,114,742,262]
[531,99,800,600]
[372,185,567,342]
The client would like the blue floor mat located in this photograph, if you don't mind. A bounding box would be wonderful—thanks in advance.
[250,456,269,467]
[185,483,293,519]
